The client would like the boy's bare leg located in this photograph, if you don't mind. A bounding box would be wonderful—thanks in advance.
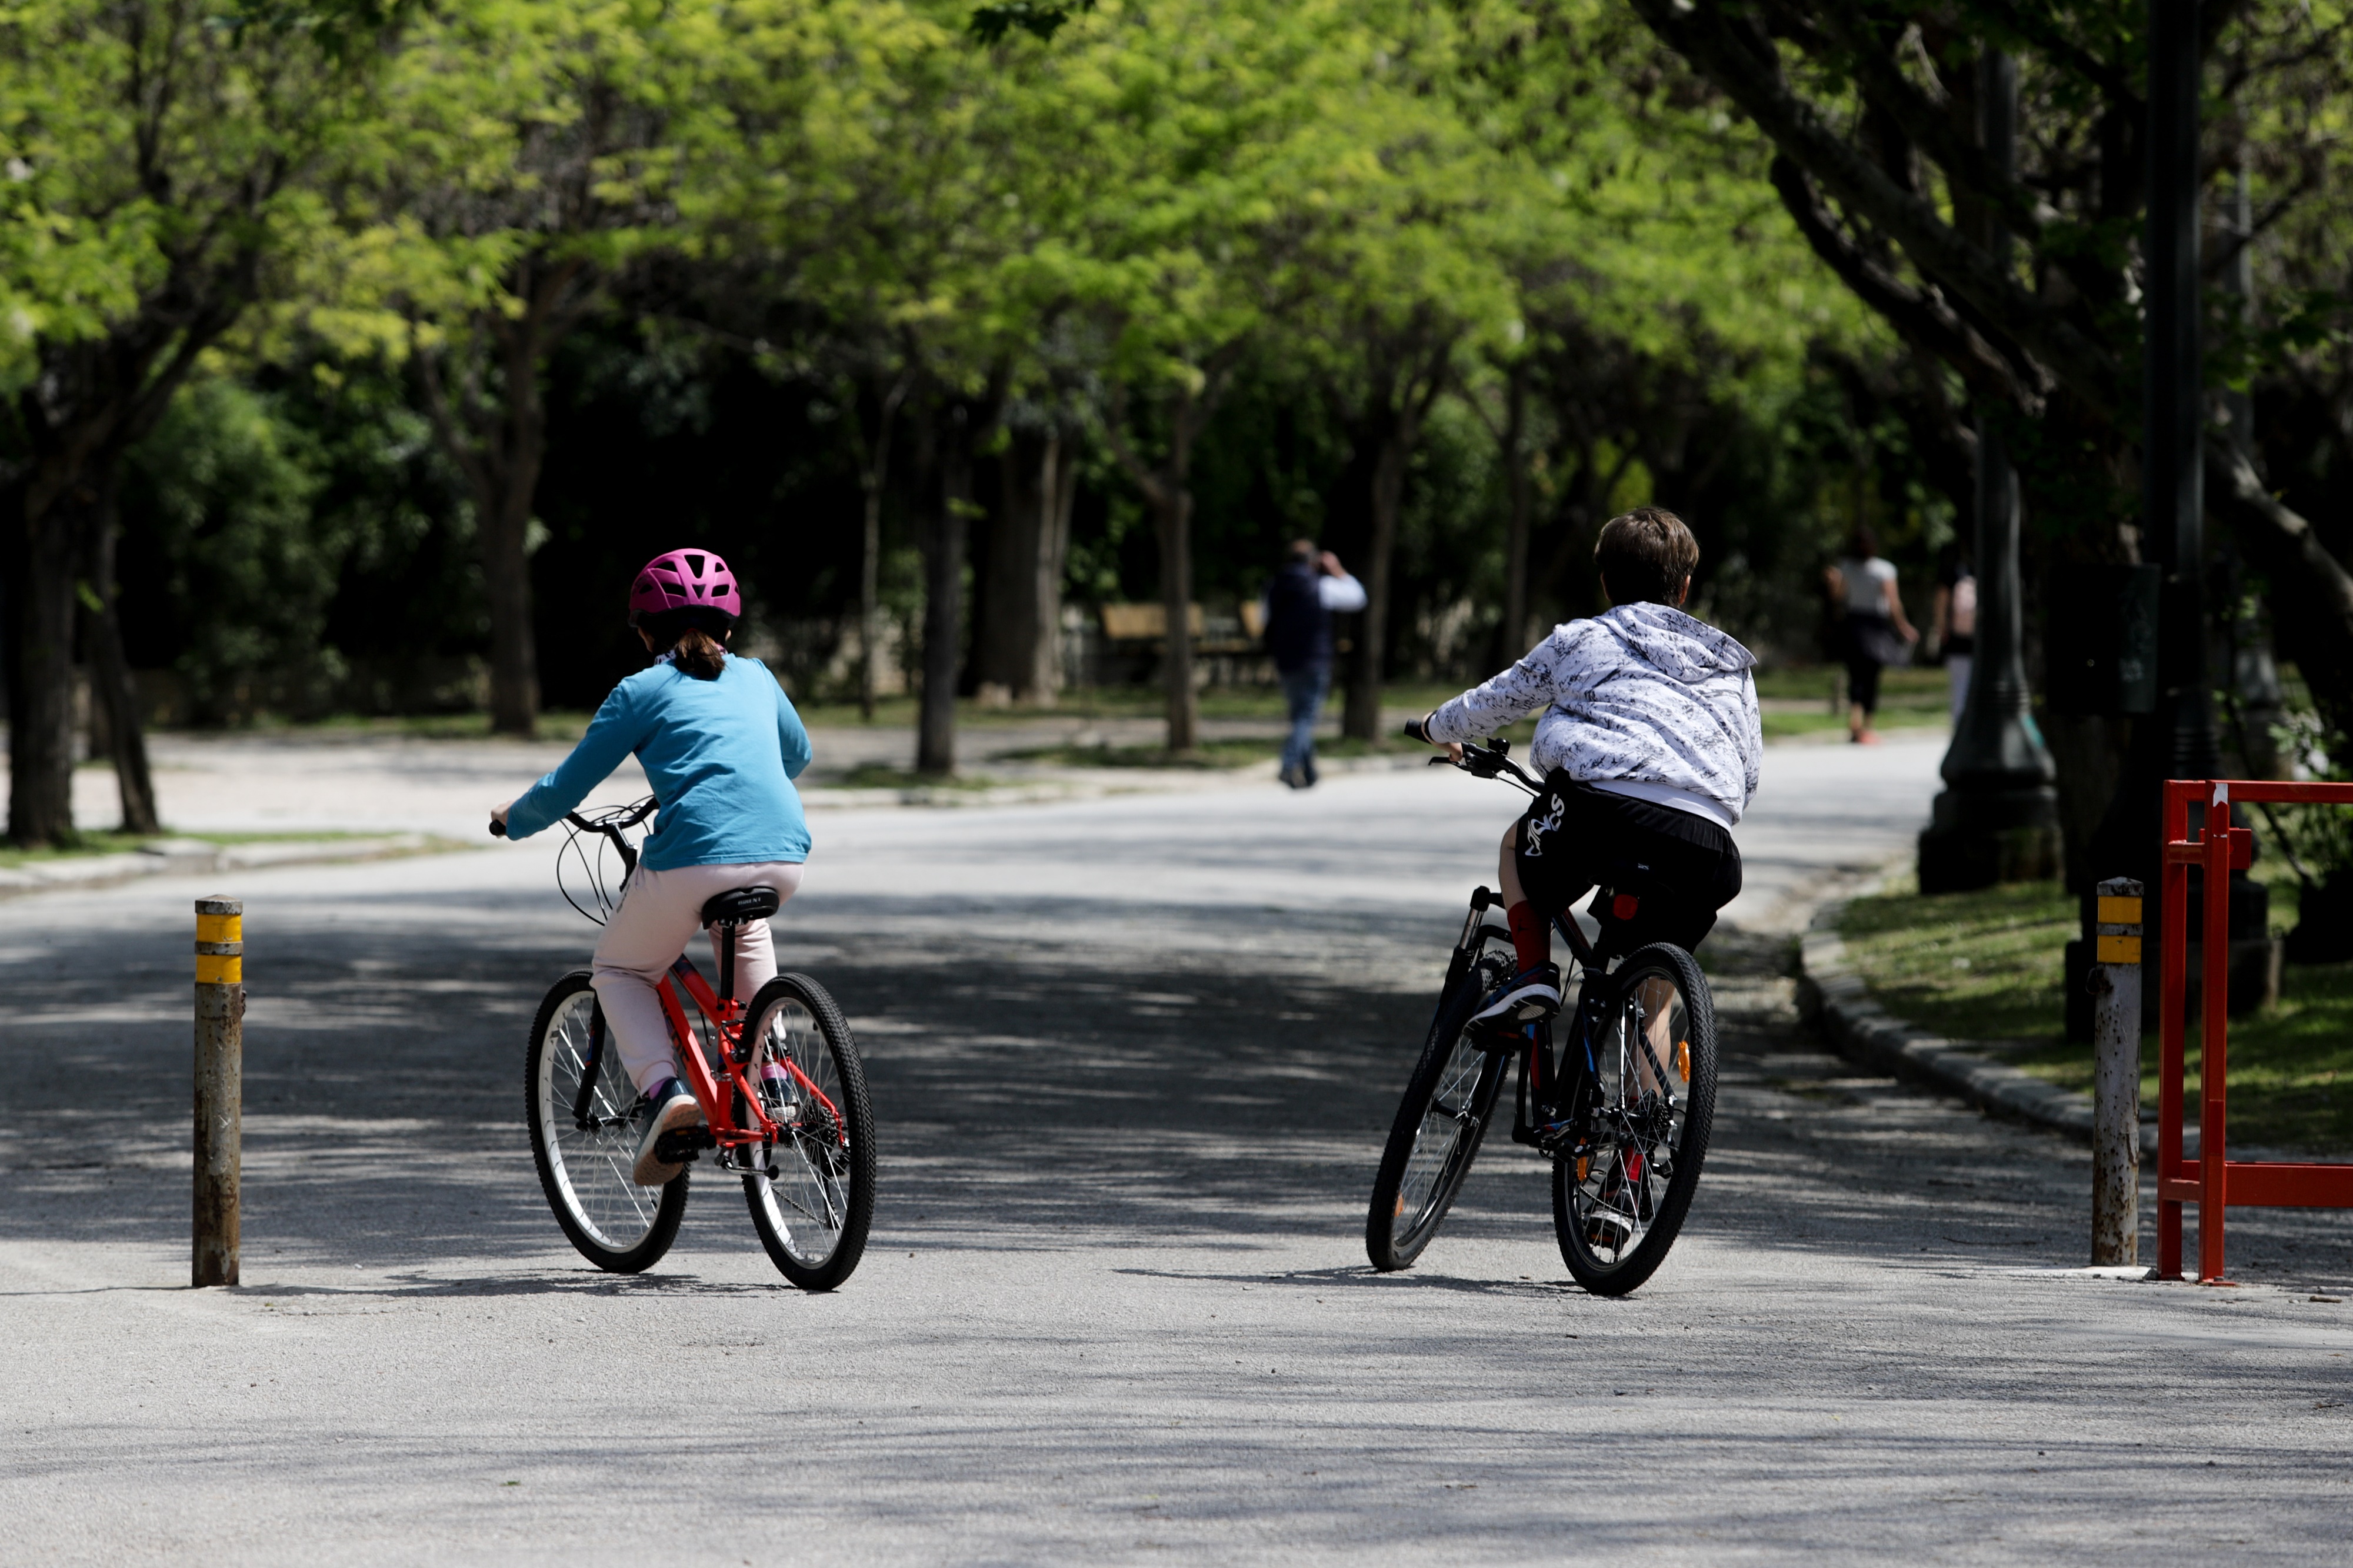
[1497,822,1528,906]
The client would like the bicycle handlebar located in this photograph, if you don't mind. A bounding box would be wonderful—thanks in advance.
[1406,715,1538,791]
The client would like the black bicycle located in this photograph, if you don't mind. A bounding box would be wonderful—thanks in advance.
[1365,735,1719,1295]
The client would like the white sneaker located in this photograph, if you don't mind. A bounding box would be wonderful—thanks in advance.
[629,1079,705,1185]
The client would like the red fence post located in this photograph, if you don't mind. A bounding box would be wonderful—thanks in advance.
[2198,785,2232,1282]
[2158,782,2191,1279]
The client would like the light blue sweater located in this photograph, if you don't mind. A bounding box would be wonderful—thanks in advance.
[505,655,812,871]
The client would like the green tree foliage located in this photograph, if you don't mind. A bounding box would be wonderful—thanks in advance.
[364,0,691,737]
[121,380,342,719]
[1624,0,2353,768]
[56,0,2348,814]
[0,0,395,841]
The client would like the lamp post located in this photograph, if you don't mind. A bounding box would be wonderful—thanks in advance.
[2073,0,2271,1036]
[1917,48,2061,893]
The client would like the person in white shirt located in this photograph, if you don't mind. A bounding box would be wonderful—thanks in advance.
[1259,539,1367,789]
[1824,525,1918,744]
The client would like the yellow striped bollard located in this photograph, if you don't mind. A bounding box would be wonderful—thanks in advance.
[194,896,245,1287]
[2090,877,2144,1266]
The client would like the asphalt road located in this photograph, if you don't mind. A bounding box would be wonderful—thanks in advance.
[5,738,2350,1564]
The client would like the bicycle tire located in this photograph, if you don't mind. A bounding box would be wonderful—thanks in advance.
[1551,942,1717,1296]
[1365,930,1515,1271]
[741,974,876,1291]
[526,971,688,1274]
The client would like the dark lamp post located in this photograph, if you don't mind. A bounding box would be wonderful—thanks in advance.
[1917,49,2061,892]
[2068,0,2275,1039]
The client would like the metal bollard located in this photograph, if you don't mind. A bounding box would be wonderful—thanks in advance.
[2089,877,2144,1266]
[193,896,245,1287]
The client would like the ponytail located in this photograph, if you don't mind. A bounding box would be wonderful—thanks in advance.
[639,607,734,679]
[670,626,728,680]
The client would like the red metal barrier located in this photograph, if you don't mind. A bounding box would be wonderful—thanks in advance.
[2158,778,2353,1282]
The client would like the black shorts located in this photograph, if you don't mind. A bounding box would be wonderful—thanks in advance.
[1514,775,1743,956]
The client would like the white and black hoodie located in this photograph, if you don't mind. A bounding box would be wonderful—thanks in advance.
[1425,602,1764,830]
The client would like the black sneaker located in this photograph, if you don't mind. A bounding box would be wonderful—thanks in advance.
[1469,962,1562,1025]
[631,1078,705,1186]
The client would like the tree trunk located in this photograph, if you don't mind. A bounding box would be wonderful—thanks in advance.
[859,475,885,719]
[1031,429,1074,703]
[5,491,82,845]
[1156,481,1199,755]
[1342,426,1407,742]
[916,396,997,776]
[483,324,547,737]
[1105,383,1217,753]
[974,429,1048,705]
[82,476,160,834]
[1497,362,1531,670]
[852,371,908,722]
[1341,335,1454,742]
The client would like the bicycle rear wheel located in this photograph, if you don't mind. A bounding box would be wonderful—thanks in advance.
[1552,942,1717,1296]
[742,974,875,1291]
[1365,931,1515,1271]
[526,972,688,1273]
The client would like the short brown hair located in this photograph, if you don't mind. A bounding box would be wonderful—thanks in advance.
[1595,507,1699,606]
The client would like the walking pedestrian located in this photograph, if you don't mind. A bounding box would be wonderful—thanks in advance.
[1931,545,1976,725]
[1824,525,1917,745]
[1260,539,1367,789]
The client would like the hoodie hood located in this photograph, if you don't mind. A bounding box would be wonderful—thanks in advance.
[1597,602,1757,683]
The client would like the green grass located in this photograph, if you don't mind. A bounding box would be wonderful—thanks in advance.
[829,763,1004,792]
[999,734,1411,770]
[1839,875,2353,1154]
[1752,663,1950,703]
[1753,663,1951,740]
[214,711,599,743]
[0,826,387,870]
[788,683,1470,729]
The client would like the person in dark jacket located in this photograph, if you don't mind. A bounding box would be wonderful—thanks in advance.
[1260,539,1367,789]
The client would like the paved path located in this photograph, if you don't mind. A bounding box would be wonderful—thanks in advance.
[5,739,2351,1564]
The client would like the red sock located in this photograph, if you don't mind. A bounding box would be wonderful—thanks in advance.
[1507,901,1551,972]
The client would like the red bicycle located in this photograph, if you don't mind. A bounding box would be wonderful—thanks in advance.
[502,798,875,1290]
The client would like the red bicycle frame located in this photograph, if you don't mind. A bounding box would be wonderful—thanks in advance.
[655,955,842,1153]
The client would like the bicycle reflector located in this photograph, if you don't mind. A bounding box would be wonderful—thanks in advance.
[1611,892,1641,920]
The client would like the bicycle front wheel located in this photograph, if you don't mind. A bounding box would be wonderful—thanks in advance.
[1552,942,1717,1296]
[741,974,876,1291]
[526,972,688,1273]
[1366,932,1515,1272]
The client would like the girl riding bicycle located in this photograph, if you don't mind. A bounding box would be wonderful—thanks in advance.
[493,548,812,1186]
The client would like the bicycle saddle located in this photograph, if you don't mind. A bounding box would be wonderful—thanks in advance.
[700,885,781,928]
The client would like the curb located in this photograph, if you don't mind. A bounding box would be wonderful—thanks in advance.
[0,834,441,902]
[1794,895,2161,1159]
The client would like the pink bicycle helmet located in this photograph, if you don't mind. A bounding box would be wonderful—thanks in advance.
[628,548,741,623]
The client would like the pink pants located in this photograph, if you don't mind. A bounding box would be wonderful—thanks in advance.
[591,860,806,1092]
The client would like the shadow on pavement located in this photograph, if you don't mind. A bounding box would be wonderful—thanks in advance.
[4,887,2348,1296]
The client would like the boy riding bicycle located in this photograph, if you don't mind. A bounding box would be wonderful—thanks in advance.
[1412,508,1762,1026]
